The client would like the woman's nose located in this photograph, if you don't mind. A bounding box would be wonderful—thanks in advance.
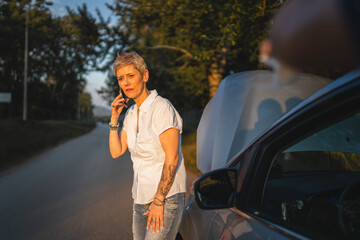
[123,77,130,86]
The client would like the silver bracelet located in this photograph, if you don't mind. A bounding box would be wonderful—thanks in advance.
[109,122,119,130]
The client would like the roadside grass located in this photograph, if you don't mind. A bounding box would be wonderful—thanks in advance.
[0,119,201,176]
[182,130,202,176]
[0,119,96,171]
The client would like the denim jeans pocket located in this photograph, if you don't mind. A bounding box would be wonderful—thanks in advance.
[166,193,185,203]
[164,193,185,221]
[165,198,178,205]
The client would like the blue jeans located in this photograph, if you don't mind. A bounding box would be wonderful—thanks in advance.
[133,193,185,240]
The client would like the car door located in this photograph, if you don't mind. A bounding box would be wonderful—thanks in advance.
[238,69,360,240]
[180,152,298,240]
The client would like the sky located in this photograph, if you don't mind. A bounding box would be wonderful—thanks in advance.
[50,0,116,109]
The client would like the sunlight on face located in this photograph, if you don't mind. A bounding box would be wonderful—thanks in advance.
[116,64,148,101]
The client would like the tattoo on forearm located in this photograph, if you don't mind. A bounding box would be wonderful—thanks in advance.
[158,164,176,197]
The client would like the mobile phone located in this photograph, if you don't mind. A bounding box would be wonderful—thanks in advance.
[119,88,128,108]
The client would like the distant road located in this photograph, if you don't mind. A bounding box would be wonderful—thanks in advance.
[0,123,133,240]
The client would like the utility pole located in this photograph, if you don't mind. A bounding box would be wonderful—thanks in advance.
[23,5,29,121]
[23,1,53,121]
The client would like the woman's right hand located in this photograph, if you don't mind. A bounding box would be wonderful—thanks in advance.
[110,92,128,122]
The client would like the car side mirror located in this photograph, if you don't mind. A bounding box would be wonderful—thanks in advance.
[194,169,237,209]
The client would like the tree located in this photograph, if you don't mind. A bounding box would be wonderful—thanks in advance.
[79,91,93,120]
[0,0,55,118]
[104,0,284,112]
[0,1,103,119]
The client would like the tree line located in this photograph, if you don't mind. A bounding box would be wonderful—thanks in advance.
[100,0,285,114]
[0,0,104,120]
[0,0,285,120]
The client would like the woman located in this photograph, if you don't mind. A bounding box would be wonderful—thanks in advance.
[109,51,187,240]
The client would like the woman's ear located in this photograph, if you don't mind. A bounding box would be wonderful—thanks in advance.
[143,70,149,83]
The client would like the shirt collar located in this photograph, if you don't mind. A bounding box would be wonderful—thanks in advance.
[139,90,158,113]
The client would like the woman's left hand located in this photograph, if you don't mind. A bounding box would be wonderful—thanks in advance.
[144,203,164,232]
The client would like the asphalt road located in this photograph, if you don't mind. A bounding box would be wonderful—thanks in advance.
[0,123,134,240]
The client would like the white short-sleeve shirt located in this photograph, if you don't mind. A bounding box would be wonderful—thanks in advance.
[122,90,187,204]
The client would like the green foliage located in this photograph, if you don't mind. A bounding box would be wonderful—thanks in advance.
[102,0,284,112]
[182,130,201,175]
[0,1,103,120]
[79,92,93,120]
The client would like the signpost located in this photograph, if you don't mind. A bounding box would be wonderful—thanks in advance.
[0,93,11,103]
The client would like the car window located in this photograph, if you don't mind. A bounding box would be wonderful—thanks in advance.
[229,155,244,171]
[259,112,360,239]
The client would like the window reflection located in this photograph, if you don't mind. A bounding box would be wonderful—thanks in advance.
[261,112,360,239]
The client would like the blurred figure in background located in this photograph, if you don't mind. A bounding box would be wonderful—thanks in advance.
[261,0,360,74]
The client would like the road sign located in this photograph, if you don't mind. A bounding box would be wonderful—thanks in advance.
[0,92,11,103]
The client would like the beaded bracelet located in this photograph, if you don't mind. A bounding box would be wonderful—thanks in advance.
[109,122,119,130]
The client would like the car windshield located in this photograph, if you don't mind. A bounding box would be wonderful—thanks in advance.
[196,70,332,173]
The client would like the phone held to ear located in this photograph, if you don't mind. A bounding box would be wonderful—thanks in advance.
[119,88,128,108]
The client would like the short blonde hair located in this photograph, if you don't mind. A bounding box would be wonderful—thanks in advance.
[113,51,148,76]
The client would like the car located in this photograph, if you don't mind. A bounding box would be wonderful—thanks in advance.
[177,68,360,240]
